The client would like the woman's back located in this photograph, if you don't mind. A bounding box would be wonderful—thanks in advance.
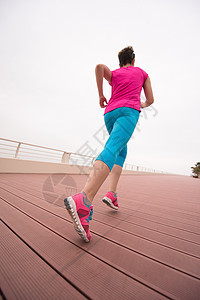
[105,66,148,114]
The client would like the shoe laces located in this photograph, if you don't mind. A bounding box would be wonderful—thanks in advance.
[87,207,93,222]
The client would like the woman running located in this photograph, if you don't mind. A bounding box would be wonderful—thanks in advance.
[64,46,154,242]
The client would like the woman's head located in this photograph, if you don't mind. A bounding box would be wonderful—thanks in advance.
[118,46,135,67]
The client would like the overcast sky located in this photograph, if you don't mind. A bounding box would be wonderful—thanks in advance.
[0,0,200,176]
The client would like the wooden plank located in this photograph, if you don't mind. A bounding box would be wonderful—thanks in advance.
[0,221,86,300]
[0,199,167,300]
[1,183,200,258]
[94,210,200,244]
[1,176,200,235]
[1,190,200,300]
[0,174,200,216]
[0,173,200,300]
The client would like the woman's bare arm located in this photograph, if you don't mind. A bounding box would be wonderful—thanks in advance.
[141,77,154,108]
[95,64,112,108]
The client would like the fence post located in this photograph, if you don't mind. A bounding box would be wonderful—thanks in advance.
[15,143,21,158]
[61,152,70,164]
[91,157,96,165]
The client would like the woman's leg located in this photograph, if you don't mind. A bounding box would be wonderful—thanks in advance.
[64,108,139,242]
[82,112,115,202]
[109,144,127,192]
[83,160,110,202]
[82,160,123,202]
[84,110,139,201]
[109,164,122,193]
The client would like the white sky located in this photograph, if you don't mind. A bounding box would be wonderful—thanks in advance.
[0,0,200,176]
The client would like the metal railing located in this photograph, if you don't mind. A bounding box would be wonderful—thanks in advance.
[0,138,164,173]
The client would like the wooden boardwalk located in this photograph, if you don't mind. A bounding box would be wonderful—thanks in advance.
[0,173,200,299]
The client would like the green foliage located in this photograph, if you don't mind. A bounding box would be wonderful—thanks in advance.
[191,162,200,178]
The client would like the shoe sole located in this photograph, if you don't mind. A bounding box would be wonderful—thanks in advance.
[64,197,90,242]
[102,197,118,210]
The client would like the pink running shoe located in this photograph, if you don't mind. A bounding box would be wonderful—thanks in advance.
[102,191,119,210]
[64,192,93,242]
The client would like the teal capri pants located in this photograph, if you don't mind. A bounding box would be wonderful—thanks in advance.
[95,107,140,171]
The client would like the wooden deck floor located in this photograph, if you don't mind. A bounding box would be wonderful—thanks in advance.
[0,173,200,299]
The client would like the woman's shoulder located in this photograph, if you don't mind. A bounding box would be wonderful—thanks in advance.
[134,67,148,81]
[133,66,146,73]
[112,66,148,76]
[112,67,121,73]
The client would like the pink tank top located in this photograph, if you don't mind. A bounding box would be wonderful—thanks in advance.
[104,66,148,114]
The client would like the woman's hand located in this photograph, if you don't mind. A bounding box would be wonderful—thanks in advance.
[99,96,108,108]
[140,102,147,109]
